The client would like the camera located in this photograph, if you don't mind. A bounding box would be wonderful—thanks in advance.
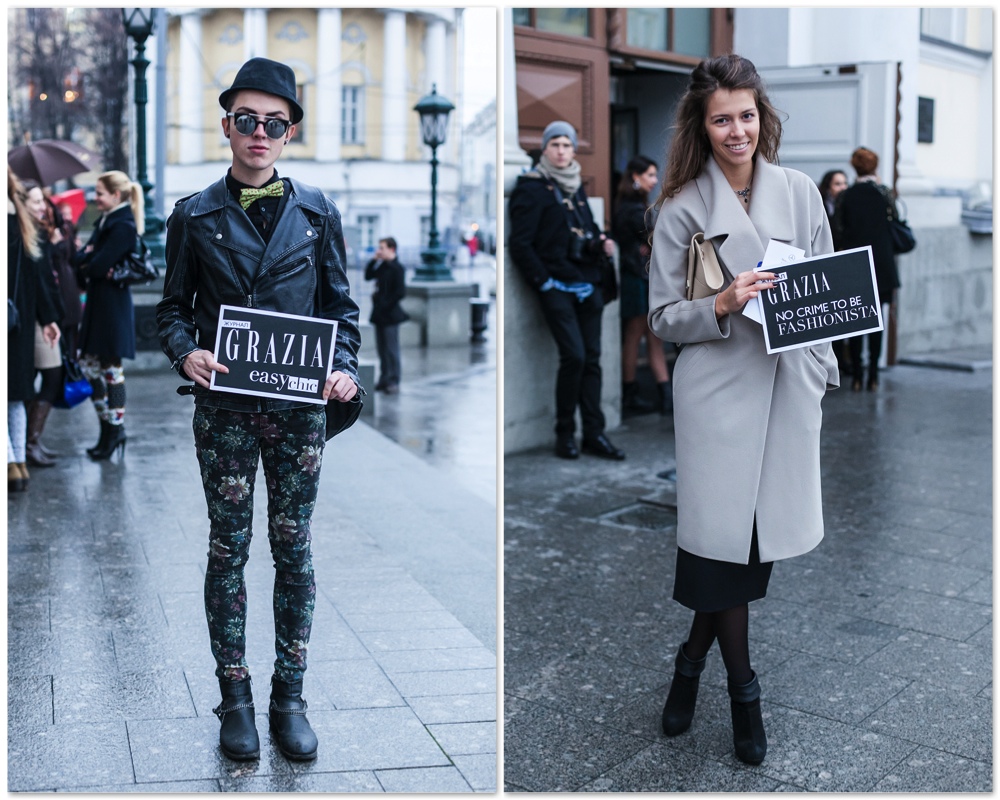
[567,229,598,264]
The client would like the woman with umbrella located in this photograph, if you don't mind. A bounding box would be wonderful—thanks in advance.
[8,169,61,491]
[73,170,143,461]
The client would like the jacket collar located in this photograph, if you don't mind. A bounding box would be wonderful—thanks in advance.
[696,156,794,275]
[188,176,325,271]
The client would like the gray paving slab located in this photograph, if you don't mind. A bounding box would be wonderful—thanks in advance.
[407,692,497,725]
[8,353,496,792]
[452,753,499,792]
[7,721,135,791]
[375,765,474,792]
[871,746,993,792]
[504,362,991,791]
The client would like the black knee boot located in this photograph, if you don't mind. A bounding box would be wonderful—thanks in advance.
[269,677,318,760]
[661,642,707,736]
[214,677,260,760]
[728,671,767,765]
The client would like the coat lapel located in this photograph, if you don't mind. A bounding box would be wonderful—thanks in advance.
[696,157,794,279]
[201,184,319,287]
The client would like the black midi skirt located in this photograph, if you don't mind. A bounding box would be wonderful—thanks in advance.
[673,523,774,612]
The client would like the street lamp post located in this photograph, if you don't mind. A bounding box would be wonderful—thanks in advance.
[122,8,166,250]
[413,84,455,281]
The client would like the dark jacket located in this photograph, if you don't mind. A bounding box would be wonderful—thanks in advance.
[364,257,408,326]
[612,197,650,280]
[156,176,361,411]
[8,216,60,401]
[508,171,604,289]
[833,180,900,303]
[73,204,137,360]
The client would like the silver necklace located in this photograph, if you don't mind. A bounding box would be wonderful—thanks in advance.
[734,180,752,204]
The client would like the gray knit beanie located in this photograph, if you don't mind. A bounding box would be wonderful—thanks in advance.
[541,120,578,151]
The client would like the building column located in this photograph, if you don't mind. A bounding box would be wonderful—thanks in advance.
[382,9,406,161]
[178,12,203,164]
[316,8,341,162]
[243,9,267,60]
[503,9,531,191]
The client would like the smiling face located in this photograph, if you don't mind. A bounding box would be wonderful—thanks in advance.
[542,135,575,169]
[94,180,121,212]
[704,88,759,183]
[25,187,47,222]
[222,89,297,185]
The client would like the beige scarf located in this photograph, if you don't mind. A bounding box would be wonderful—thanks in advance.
[536,154,582,197]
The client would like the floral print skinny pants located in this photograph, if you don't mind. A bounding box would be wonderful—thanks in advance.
[193,405,325,684]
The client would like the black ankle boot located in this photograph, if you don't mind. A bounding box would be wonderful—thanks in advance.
[661,643,707,736]
[214,677,260,761]
[728,671,767,765]
[86,419,111,457]
[269,677,318,760]
[657,381,673,415]
[622,381,654,414]
[90,423,126,461]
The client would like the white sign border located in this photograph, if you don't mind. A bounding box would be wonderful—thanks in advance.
[756,246,883,355]
[209,304,339,404]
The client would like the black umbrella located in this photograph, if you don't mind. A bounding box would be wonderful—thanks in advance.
[7,139,101,186]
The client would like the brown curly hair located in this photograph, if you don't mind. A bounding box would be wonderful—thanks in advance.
[656,54,784,208]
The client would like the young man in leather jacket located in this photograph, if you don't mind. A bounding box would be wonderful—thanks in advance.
[156,57,361,763]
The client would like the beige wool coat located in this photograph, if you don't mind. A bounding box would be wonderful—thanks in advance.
[648,156,839,564]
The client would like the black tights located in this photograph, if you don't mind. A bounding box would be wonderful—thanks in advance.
[683,605,752,686]
[36,366,64,405]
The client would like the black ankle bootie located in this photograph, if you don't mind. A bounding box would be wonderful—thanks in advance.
[661,642,707,736]
[90,423,126,461]
[214,677,260,760]
[269,677,318,760]
[728,671,767,765]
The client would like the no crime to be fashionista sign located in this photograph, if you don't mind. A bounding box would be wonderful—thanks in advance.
[756,246,883,354]
[210,305,338,403]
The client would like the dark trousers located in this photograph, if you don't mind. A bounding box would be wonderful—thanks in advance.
[850,329,883,384]
[192,405,325,684]
[537,288,606,439]
[375,323,401,387]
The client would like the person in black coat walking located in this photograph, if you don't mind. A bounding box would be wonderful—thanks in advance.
[73,170,142,460]
[833,148,900,392]
[364,236,408,393]
[509,120,625,461]
[7,169,61,491]
[614,155,672,415]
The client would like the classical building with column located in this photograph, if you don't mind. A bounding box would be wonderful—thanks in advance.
[163,8,463,269]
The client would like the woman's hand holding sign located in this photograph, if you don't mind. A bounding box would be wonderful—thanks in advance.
[324,371,358,403]
[715,269,776,319]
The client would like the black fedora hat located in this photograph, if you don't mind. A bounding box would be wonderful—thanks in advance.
[219,57,304,124]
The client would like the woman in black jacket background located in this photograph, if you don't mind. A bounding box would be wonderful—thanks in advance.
[74,170,143,459]
[833,148,899,392]
[8,170,61,491]
[614,155,672,415]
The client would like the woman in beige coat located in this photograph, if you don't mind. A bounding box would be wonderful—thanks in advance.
[647,54,839,766]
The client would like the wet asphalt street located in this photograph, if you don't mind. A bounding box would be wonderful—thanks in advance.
[504,353,992,792]
[6,299,497,792]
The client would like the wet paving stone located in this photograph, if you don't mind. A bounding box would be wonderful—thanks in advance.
[504,363,992,791]
[9,359,496,792]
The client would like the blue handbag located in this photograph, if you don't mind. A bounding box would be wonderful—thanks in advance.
[54,356,93,409]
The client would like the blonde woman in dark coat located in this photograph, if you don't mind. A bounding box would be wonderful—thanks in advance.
[647,55,838,766]
[73,170,143,460]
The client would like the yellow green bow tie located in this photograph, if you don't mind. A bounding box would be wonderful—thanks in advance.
[239,180,283,210]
